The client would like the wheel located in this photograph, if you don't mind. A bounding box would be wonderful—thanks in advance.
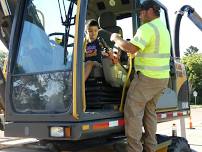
[46,143,61,152]
[113,141,127,152]
[168,137,191,152]
[39,140,61,152]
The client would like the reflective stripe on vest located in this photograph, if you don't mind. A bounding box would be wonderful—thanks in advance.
[134,37,146,47]
[136,53,170,58]
[148,22,160,54]
[135,22,170,72]
[136,65,170,71]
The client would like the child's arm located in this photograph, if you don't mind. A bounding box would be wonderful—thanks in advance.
[98,37,119,64]
[101,50,119,64]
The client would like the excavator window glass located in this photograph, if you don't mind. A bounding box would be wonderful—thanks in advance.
[11,0,77,113]
[14,0,76,74]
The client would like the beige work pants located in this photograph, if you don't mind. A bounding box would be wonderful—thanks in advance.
[124,73,168,152]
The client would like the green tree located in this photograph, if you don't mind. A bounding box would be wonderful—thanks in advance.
[182,48,202,104]
[0,51,7,68]
[184,45,199,56]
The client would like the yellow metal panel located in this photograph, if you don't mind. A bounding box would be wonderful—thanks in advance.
[82,38,87,112]
[72,0,82,119]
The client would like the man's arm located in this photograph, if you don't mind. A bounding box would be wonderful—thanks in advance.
[110,33,140,54]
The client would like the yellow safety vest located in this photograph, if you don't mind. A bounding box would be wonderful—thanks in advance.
[130,18,171,79]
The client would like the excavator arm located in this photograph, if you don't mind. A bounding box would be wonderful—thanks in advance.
[174,5,202,57]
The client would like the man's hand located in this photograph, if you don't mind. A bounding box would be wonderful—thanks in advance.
[110,33,121,42]
[111,33,139,54]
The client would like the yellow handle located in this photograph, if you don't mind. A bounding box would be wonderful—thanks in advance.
[119,54,132,112]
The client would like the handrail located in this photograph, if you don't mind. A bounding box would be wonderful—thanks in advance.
[72,0,81,119]
[82,37,87,112]
[119,54,132,112]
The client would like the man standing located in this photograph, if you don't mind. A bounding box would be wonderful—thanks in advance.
[110,0,170,152]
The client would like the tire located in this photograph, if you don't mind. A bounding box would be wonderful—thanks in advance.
[113,141,127,152]
[39,141,61,152]
[168,137,191,152]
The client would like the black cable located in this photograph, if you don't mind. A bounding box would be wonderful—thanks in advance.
[57,0,64,24]
[63,2,74,64]
[62,0,67,20]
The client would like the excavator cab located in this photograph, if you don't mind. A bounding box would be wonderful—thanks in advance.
[0,0,190,146]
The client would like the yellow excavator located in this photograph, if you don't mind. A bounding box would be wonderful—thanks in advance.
[0,0,201,151]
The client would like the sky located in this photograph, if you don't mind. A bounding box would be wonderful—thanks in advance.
[0,41,7,52]
[159,0,202,56]
[0,0,202,56]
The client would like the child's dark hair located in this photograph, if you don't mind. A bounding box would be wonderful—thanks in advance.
[85,19,99,30]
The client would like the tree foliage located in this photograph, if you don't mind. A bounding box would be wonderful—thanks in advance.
[0,51,7,68]
[184,45,199,56]
[182,46,202,104]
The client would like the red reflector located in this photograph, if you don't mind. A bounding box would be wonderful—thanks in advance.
[167,112,173,118]
[118,119,125,126]
[178,112,183,117]
[157,114,161,119]
[93,122,109,130]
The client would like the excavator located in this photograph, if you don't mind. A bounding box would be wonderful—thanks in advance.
[0,0,201,151]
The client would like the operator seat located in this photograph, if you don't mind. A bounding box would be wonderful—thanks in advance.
[98,12,127,88]
[85,13,125,109]
[98,11,123,48]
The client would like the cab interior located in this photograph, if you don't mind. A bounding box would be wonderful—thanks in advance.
[84,0,177,112]
[84,0,139,111]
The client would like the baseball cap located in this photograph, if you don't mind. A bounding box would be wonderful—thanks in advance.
[136,0,160,11]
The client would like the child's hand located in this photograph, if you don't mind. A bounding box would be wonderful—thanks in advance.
[108,51,119,64]
[112,53,119,64]
[101,51,109,57]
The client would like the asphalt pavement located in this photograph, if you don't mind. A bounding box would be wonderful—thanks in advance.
[157,106,202,152]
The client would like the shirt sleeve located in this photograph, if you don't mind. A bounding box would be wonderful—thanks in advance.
[130,24,152,52]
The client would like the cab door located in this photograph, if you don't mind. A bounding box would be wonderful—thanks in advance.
[5,0,77,122]
[153,5,178,110]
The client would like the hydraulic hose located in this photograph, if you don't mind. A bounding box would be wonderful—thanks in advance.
[174,5,202,58]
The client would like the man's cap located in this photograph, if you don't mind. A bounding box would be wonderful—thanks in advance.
[137,0,160,11]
